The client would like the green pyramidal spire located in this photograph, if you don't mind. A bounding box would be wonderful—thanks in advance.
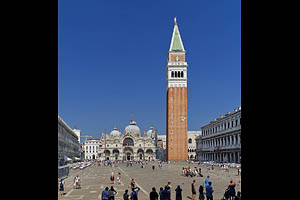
[169,18,185,52]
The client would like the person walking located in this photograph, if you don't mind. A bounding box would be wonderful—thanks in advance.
[227,181,236,200]
[198,185,205,200]
[74,175,80,189]
[205,182,214,200]
[102,187,109,200]
[110,172,115,184]
[175,185,182,200]
[117,173,121,184]
[150,187,159,200]
[152,164,155,171]
[123,189,129,200]
[108,186,117,200]
[191,180,196,200]
[59,179,65,196]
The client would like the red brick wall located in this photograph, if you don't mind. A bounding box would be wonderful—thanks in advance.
[166,87,188,160]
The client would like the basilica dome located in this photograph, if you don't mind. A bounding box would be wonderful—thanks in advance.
[124,120,140,137]
[146,125,157,138]
[110,127,121,137]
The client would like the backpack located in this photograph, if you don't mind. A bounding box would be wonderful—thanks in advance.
[60,182,64,188]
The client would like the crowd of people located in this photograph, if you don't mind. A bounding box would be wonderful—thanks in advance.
[99,178,241,200]
[59,160,241,200]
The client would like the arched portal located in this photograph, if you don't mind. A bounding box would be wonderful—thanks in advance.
[146,149,154,160]
[113,149,120,160]
[123,147,134,161]
[104,150,110,160]
[137,149,144,160]
[123,138,134,146]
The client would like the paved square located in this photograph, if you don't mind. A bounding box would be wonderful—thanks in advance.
[59,162,241,200]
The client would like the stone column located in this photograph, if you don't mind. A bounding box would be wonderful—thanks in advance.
[233,135,236,145]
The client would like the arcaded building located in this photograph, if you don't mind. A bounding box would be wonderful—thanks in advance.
[200,107,241,163]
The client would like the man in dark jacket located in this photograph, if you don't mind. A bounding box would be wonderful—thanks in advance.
[205,182,214,200]
[160,186,170,200]
[150,187,159,200]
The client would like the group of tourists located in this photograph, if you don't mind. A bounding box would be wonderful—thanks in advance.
[58,175,82,196]
[182,166,203,177]
[110,172,122,184]
[101,186,118,200]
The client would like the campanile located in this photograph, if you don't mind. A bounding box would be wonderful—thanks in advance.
[166,17,188,161]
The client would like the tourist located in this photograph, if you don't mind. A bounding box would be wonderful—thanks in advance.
[206,167,210,175]
[59,179,65,196]
[198,185,205,200]
[175,185,182,200]
[102,187,109,200]
[166,181,172,200]
[160,186,170,200]
[117,173,121,184]
[204,176,211,187]
[191,180,196,200]
[123,189,129,200]
[199,167,202,175]
[204,176,211,186]
[205,182,214,200]
[75,175,81,189]
[108,186,118,200]
[130,187,140,200]
[150,187,159,200]
[152,164,155,171]
[110,172,115,184]
[159,187,164,200]
[182,168,185,176]
[227,180,236,200]
[130,179,135,190]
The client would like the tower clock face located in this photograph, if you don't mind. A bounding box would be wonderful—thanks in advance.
[181,116,186,122]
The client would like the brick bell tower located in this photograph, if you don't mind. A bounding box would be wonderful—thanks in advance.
[166,17,188,161]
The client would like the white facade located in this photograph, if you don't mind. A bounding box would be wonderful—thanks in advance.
[200,106,241,163]
[84,139,101,160]
[188,131,202,160]
[84,120,158,161]
[58,116,81,166]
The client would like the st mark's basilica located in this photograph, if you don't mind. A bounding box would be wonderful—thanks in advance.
[84,119,159,161]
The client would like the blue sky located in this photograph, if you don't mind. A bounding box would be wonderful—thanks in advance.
[58,0,241,140]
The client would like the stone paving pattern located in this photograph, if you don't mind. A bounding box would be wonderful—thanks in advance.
[59,162,241,200]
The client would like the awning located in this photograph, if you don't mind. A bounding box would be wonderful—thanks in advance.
[64,155,72,161]
[74,157,80,160]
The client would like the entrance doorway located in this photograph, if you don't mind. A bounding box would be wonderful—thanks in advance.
[126,153,131,160]
[92,155,95,160]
